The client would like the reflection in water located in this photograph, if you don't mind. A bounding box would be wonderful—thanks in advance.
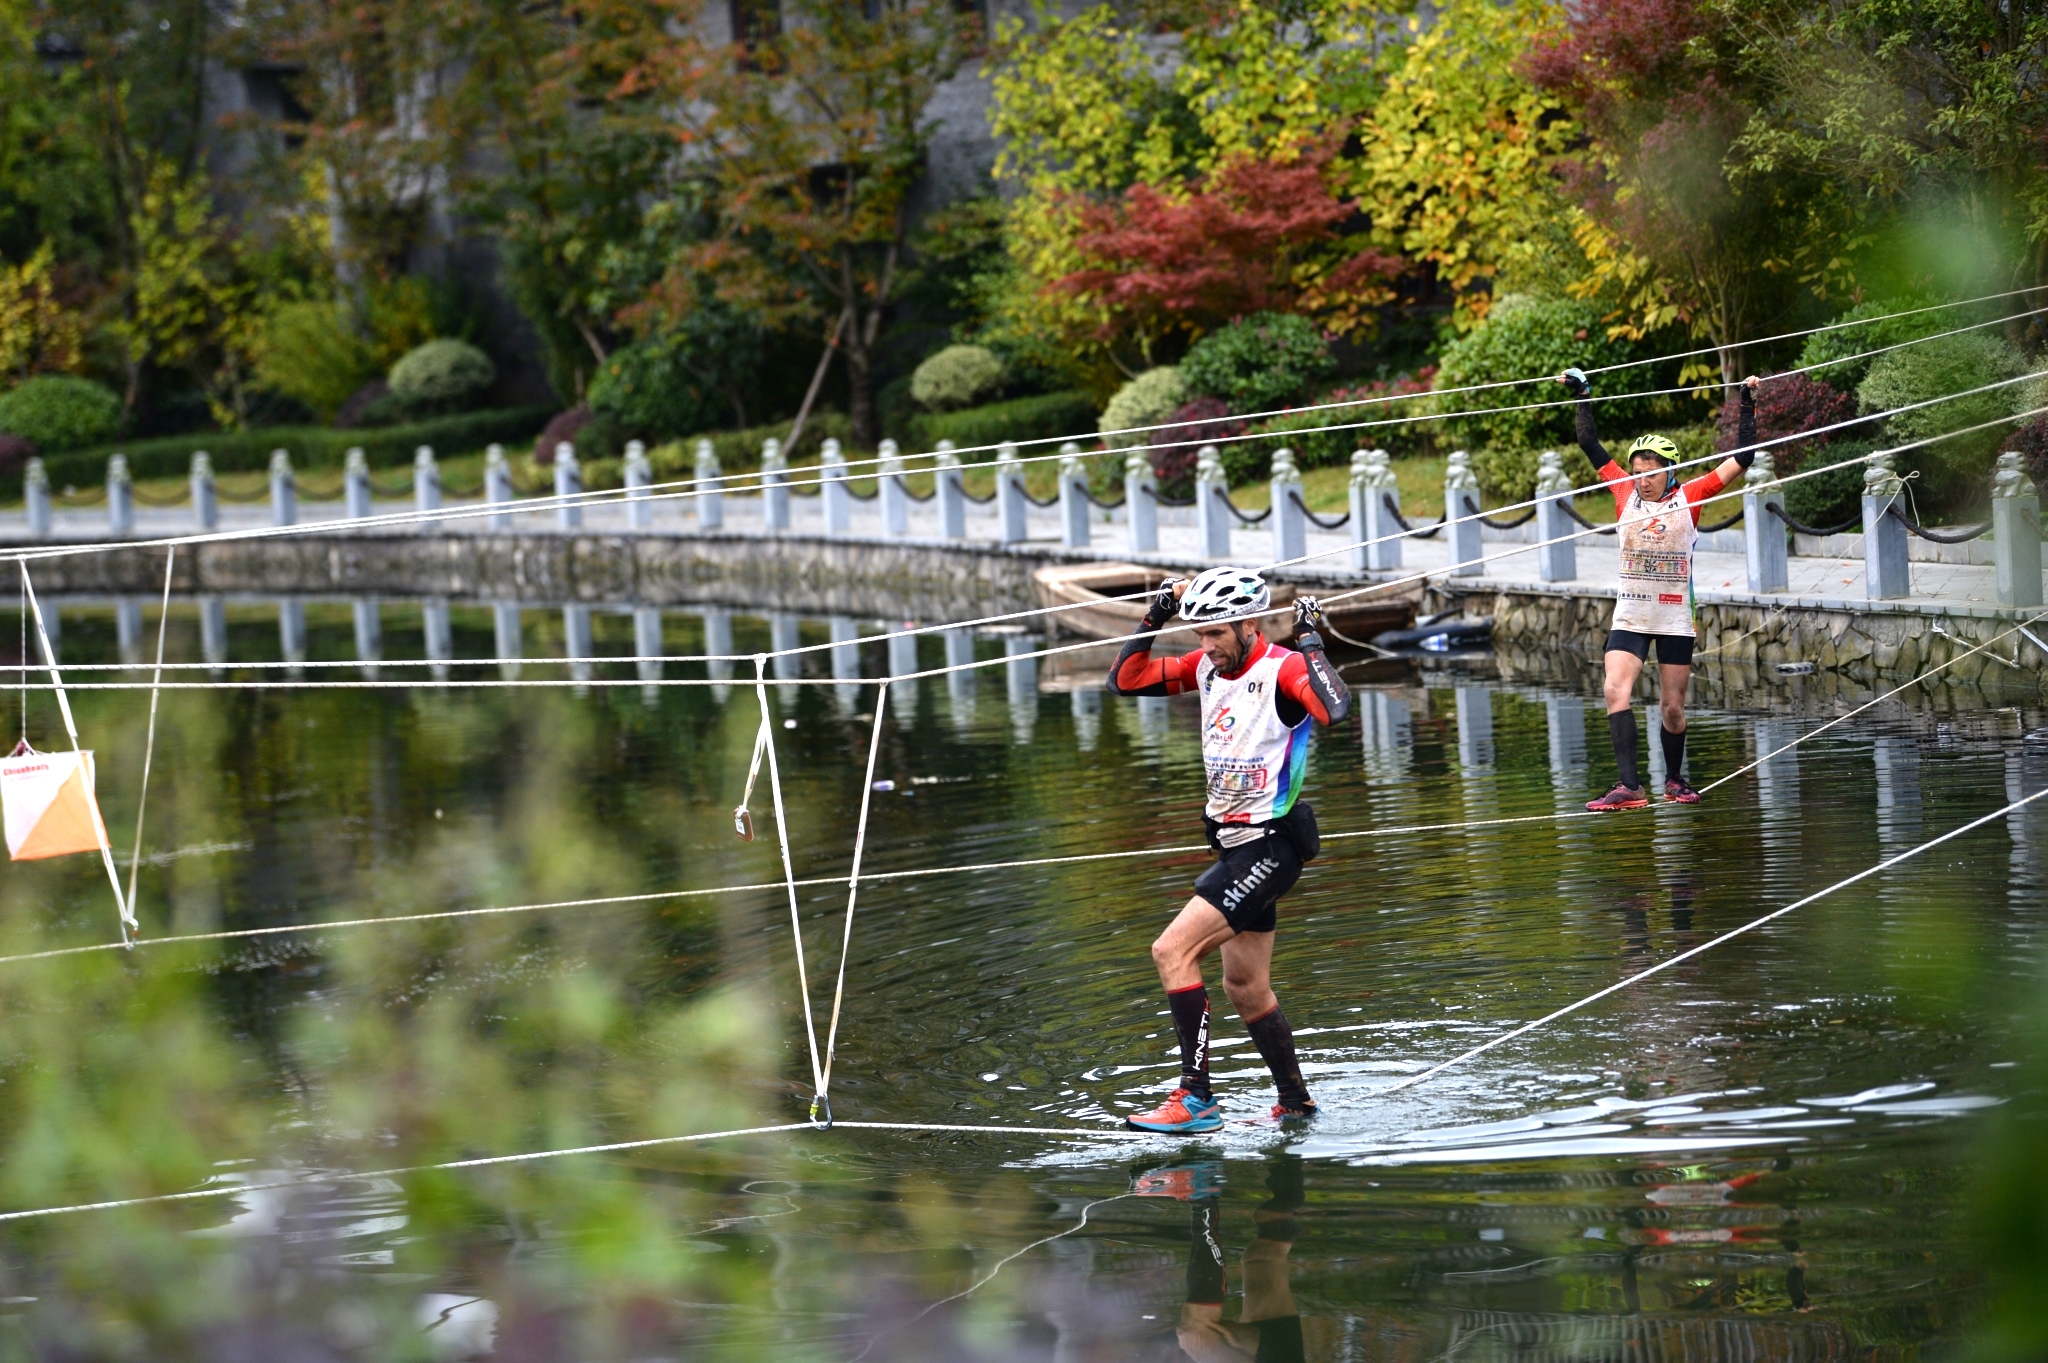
[0,598,2033,1358]
[351,597,381,676]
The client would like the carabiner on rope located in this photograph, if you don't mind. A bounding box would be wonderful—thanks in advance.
[809,1094,833,1130]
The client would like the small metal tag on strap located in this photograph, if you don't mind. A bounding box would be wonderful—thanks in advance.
[732,715,771,841]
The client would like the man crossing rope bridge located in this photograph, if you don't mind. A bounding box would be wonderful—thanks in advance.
[1106,567,1352,1134]
[1560,367,1760,810]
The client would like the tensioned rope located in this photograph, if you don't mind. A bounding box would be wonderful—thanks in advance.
[0,603,2027,978]
[122,547,174,922]
[1376,783,2048,1096]
[12,294,2040,569]
[0,1119,1152,1226]
[0,782,2034,1228]
[11,367,2036,694]
[19,568,135,943]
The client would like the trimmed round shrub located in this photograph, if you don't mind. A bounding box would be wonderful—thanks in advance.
[1796,293,1952,393]
[1432,295,1647,451]
[911,344,1004,412]
[0,376,122,453]
[1858,331,2027,508]
[388,339,495,414]
[1182,313,1334,414]
[1101,367,1186,448]
[588,339,715,441]
[1470,446,1544,502]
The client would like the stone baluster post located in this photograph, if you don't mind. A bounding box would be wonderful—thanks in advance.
[935,443,967,539]
[820,437,851,535]
[1992,450,2043,608]
[1356,448,1400,572]
[1444,449,1483,577]
[191,451,218,531]
[269,449,296,527]
[1533,450,1577,582]
[484,445,513,530]
[554,442,583,529]
[879,438,910,536]
[414,444,441,526]
[695,438,723,530]
[995,441,1028,543]
[1742,449,1788,594]
[1196,445,1232,558]
[1861,448,1910,600]
[1125,450,1158,553]
[107,455,134,537]
[344,447,372,519]
[1058,442,1091,548]
[760,437,789,532]
[1269,446,1306,563]
[624,440,652,529]
[24,458,49,539]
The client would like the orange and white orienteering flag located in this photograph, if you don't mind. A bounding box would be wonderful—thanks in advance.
[0,748,111,861]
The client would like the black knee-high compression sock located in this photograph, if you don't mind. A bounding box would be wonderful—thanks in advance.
[1245,1004,1311,1111]
[1660,724,1686,780]
[1168,984,1213,1101]
[1188,1202,1225,1305]
[1608,709,1641,790]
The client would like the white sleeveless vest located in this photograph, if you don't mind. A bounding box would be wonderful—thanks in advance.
[1612,482,1700,637]
[1197,643,1311,824]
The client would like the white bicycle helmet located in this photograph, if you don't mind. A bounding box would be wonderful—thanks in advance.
[1179,566,1271,623]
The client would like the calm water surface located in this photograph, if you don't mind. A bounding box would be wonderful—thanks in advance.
[0,600,2040,1360]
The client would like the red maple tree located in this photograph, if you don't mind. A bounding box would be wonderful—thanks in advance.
[1052,142,1404,354]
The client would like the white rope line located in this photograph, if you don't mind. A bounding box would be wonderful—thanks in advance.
[15,378,2040,698]
[756,655,826,1100]
[122,547,174,921]
[20,566,135,941]
[0,1119,1150,1225]
[817,681,888,1112]
[13,294,2040,568]
[1377,783,2048,1097]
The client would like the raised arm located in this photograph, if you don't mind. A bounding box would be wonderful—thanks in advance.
[1106,578,1197,697]
[1278,598,1351,726]
[1559,367,1611,474]
[1718,376,1759,485]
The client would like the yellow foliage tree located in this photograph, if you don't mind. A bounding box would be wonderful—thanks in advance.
[0,245,86,381]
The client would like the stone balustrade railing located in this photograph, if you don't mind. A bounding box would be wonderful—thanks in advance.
[10,439,2041,612]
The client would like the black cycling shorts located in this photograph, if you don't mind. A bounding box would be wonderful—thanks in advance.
[1194,827,1302,935]
[1605,629,1694,667]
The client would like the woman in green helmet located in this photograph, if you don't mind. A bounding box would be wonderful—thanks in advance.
[1559,367,1760,810]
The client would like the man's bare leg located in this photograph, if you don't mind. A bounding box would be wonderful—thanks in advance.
[1656,661,1698,799]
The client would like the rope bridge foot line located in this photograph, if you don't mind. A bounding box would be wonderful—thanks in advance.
[1376,783,2048,1098]
[0,1121,1151,1226]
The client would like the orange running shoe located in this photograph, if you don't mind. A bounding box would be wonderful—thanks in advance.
[1125,1088,1224,1134]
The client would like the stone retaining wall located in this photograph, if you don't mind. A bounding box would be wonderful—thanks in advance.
[1432,583,2047,692]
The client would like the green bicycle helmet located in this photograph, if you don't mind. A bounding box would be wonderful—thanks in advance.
[1627,433,1679,467]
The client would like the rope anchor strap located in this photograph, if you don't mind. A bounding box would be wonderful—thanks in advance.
[733,706,773,842]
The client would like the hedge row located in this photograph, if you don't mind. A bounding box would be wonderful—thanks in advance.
[27,408,553,495]
[905,391,1096,459]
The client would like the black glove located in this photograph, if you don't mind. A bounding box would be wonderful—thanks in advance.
[1144,578,1186,628]
[1559,367,1590,398]
[1294,595,1330,645]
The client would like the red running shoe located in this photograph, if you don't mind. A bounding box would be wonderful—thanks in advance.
[1586,783,1649,811]
[1271,1100,1318,1124]
[1664,776,1702,804]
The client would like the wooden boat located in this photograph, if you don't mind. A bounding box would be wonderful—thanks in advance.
[1031,562,1421,645]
